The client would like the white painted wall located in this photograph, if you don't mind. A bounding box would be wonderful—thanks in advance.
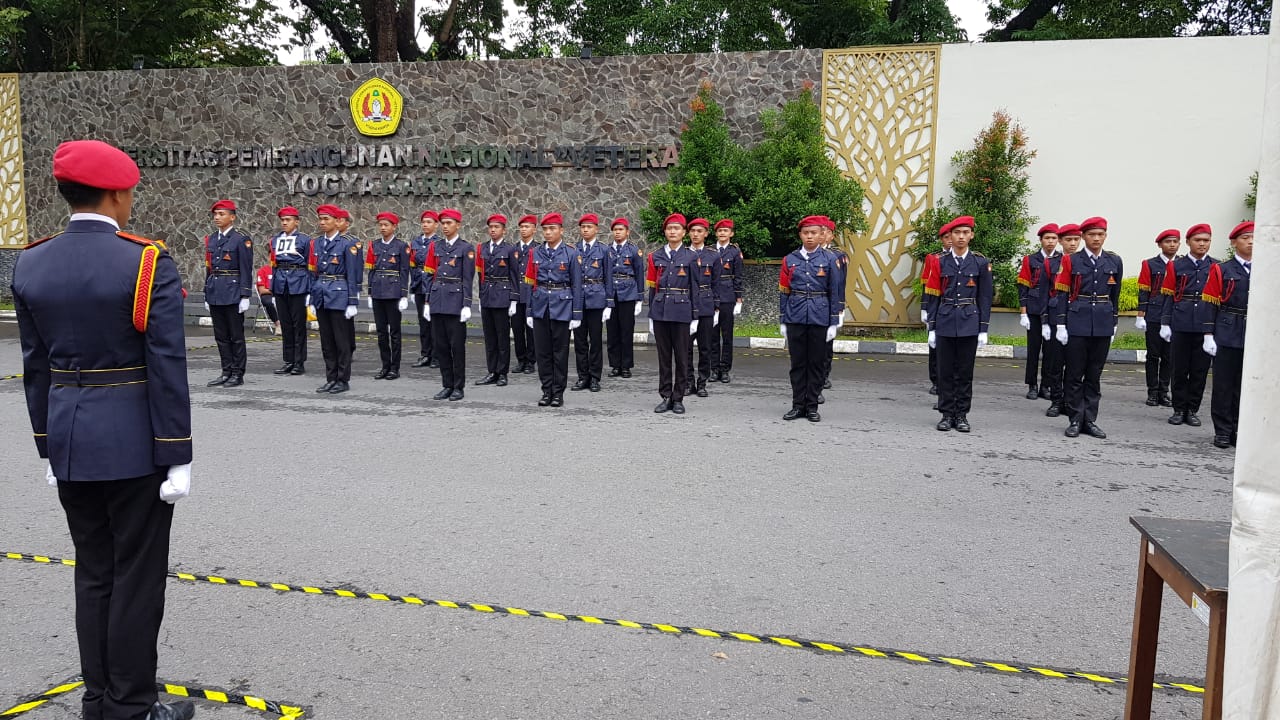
[935,36,1266,270]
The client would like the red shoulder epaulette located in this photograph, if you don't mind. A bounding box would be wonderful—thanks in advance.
[116,232,162,333]
[116,230,158,247]
[23,232,62,249]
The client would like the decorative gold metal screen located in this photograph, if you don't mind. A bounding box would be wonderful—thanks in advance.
[823,46,939,325]
[0,74,26,247]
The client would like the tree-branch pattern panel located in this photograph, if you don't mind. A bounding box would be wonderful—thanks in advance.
[0,74,26,247]
[822,47,938,325]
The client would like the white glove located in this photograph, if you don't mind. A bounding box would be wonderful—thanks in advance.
[1159,325,1172,342]
[1112,325,1118,338]
[398,297,409,312]
[733,302,742,316]
[1041,324,1051,342]
[526,316,534,329]
[690,319,699,335]
[1134,316,1147,331]
[159,463,192,503]
[46,463,57,487]
[779,323,787,339]
[238,298,250,314]
[1019,313,1031,330]
[367,297,374,309]
[423,304,431,321]
[569,319,581,330]
[602,307,612,322]
[1056,326,1069,345]
[204,302,210,312]
[713,310,719,327]
[344,305,358,320]
[508,301,517,317]
[927,330,936,349]
[460,306,472,323]
[304,294,311,307]
[978,332,988,347]
[920,309,928,324]
[648,318,655,334]
[634,302,643,317]
[841,308,850,323]
[1203,335,1218,357]
[826,325,838,342]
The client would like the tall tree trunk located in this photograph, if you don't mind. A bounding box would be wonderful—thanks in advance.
[395,0,423,61]
[987,0,1061,41]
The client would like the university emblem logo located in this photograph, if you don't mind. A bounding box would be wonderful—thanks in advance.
[350,78,403,137]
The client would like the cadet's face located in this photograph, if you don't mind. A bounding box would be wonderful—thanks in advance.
[689,226,708,244]
[422,218,437,235]
[715,227,733,243]
[951,226,973,251]
[487,223,505,240]
[664,224,686,244]
[1040,233,1058,253]
[337,218,350,231]
[579,223,598,241]
[800,226,821,251]
[1233,233,1254,261]
[542,225,563,244]
[1158,237,1180,256]
[378,220,395,238]
[280,216,299,233]
[212,209,234,229]
[440,218,459,237]
[1187,234,1211,257]
[940,233,953,250]
[317,215,337,233]
[611,225,629,242]
[1060,235,1081,253]
[519,223,536,240]
[1084,229,1106,253]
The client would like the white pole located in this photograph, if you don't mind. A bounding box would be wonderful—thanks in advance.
[1224,4,1280,716]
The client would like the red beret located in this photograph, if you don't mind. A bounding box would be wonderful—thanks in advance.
[688,217,710,230]
[1037,223,1060,236]
[950,215,975,231]
[518,214,538,226]
[52,140,140,191]
[439,208,462,223]
[420,210,439,222]
[1186,223,1212,239]
[822,217,837,231]
[316,204,340,218]
[798,215,825,229]
[376,212,400,225]
[1155,228,1180,243]
[1080,217,1108,233]
[611,217,630,229]
[1229,221,1255,240]
[486,214,508,226]
[578,213,600,226]
[211,199,237,213]
[277,206,299,218]
[663,213,687,228]
[1058,223,1081,237]
[714,219,734,231]
[937,220,954,237]
[541,212,564,227]
[334,207,351,220]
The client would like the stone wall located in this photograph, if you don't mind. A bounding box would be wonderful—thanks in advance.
[19,51,821,285]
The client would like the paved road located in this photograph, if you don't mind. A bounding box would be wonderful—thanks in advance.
[0,326,1230,719]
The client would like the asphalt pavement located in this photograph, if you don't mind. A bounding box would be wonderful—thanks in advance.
[0,324,1230,719]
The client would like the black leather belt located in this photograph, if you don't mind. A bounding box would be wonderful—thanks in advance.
[613,274,635,279]
[790,291,827,298]
[1076,294,1113,304]
[583,279,604,285]
[434,277,461,283]
[320,274,345,280]
[542,283,569,289]
[1223,306,1248,316]
[51,366,147,387]
[657,288,689,294]
[1178,293,1202,301]
[375,270,401,276]
[942,298,975,305]
[212,270,240,276]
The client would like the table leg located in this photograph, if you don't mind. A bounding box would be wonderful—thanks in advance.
[1125,539,1163,720]
[1203,601,1226,720]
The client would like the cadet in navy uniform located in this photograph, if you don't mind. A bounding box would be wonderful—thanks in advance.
[1016,223,1060,400]
[1159,223,1218,427]
[921,221,955,396]
[606,217,644,378]
[1040,223,1079,417]
[1203,221,1253,448]
[306,205,362,394]
[647,213,701,415]
[686,218,721,398]
[475,213,519,387]
[268,206,312,376]
[13,140,196,720]
[1134,229,1180,406]
[409,210,440,368]
[422,208,475,401]
[524,213,583,406]
[925,216,992,432]
[711,218,744,383]
[511,214,540,374]
[1053,216,1122,439]
[203,199,252,387]
[365,212,410,380]
[819,217,849,398]
[779,216,844,422]
[572,213,613,392]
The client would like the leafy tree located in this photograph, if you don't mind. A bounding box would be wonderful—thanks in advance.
[862,0,968,44]
[984,0,1270,41]
[1245,171,1257,214]
[291,0,507,62]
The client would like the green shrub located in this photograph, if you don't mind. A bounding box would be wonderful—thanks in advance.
[1246,171,1258,213]
[1118,277,1138,312]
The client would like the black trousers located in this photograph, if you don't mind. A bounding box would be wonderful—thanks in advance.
[1170,330,1213,414]
[928,346,938,385]
[58,473,174,720]
[413,293,433,360]
[259,293,279,323]
[573,308,605,382]
[317,309,354,382]
[372,299,403,372]
[513,302,534,365]
[1144,323,1173,394]
[533,317,570,396]
[1042,321,1066,401]
[433,314,467,390]
[210,303,246,374]
[481,306,511,375]
[606,300,637,370]
[687,314,715,385]
[936,334,979,417]
[823,339,836,381]
[787,323,828,412]
[712,301,737,372]
[653,320,691,402]
[1025,314,1045,386]
[277,293,308,365]
[1064,335,1110,425]
[1211,345,1243,439]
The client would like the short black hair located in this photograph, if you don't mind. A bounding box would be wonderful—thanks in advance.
[57,181,107,209]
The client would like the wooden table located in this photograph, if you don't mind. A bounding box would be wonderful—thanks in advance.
[1125,516,1230,720]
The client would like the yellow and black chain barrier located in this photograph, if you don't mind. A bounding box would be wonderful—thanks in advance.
[0,675,304,719]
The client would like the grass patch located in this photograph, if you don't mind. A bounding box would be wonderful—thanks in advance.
[0,302,12,311]
[892,328,1146,350]
[733,320,781,338]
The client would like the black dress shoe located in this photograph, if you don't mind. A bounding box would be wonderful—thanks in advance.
[1025,385,1038,399]
[290,362,306,375]
[273,363,294,375]
[655,399,672,413]
[609,367,623,377]
[374,368,389,379]
[223,373,244,387]
[823,378,833,390]
[783,407,805,421]
[385,371,399,380]
[953,414,970,433]
[670,401,685,415]
[1065,423,1081,438]
[429,360,440,368]
[1045,403,1061,418]
[936,416,952,431]
[316,381,335,393]
[327,381,349,394]
[696,385,708,398]
[145,700,195,720]
[448,389,464,401]
[525,361,537,373]
[817,392,825,404]
[207,374,230,387]
[806,410,821,422]
[1158,393,1173,407]
[549,394,563,407]
[1037,387,1051,400]
[412,356,431,368]
[538,394,552,406]
[475,373,497,385]
[928,383,937,395]
[1145,392,1159,407]
[1168,412,1185,425]
[1185,413,1202,427]
[720,372,730,383]
[433,388,452,400]
[590,381,601,392]
[620,368,632,378]
[1213,435,1232,449]
[1083,422,1107,439]
[496,375,508,387]
[710,370,722,383]
[571,379,589,391]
